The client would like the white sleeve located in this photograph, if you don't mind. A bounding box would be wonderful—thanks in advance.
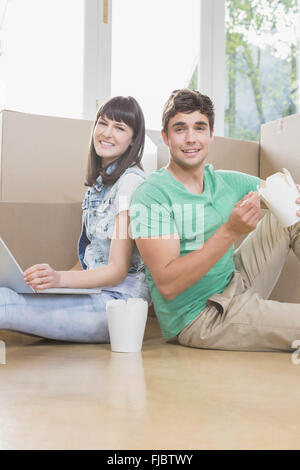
[114,173,145,215]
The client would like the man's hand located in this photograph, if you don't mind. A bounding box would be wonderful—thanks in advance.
[23,264,62,290]
[225,191,261,237]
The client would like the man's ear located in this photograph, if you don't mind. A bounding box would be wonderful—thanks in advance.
[161,129,169,147]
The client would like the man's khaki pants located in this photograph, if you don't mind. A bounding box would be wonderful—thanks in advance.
[178,211,300,352]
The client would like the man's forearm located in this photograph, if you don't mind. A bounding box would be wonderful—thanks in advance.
[160,224,239,300]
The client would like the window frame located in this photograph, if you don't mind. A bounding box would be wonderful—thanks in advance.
[199,0,225,137]
[83,0,112,120]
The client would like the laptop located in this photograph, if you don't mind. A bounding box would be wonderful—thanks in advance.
[0,237,102,295]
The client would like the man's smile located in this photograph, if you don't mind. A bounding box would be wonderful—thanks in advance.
[182,147,201,156]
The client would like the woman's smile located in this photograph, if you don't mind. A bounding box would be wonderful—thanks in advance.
[93,115,134,165]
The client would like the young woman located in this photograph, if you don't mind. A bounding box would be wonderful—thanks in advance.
[0,96,150,342]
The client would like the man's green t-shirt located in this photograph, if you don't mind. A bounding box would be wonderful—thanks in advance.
[129,164,260,338]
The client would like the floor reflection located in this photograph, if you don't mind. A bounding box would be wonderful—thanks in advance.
[103,352,147,415]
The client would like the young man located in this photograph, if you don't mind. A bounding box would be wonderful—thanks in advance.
[130,89,300,351]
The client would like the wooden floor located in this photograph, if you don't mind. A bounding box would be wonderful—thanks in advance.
[1,316,300,450]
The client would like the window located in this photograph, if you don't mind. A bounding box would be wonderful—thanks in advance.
[225,0,300,141]
[111,0,200,130]
[0,0,85,118]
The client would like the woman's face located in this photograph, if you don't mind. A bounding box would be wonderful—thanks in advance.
[93,115,134,167]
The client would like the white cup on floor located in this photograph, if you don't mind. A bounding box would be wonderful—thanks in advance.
[259,168,300,227]
[106,298,148,353]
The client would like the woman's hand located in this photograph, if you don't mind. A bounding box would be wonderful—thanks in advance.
[23,264,62,290]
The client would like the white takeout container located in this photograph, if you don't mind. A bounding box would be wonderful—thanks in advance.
[259,168,300,227]
[106,298,148,353]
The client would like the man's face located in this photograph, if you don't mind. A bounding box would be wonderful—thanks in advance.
[162,111,214,170]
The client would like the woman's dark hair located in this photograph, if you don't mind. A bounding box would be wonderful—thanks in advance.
[85,96,145,186]
[162,89,215,135]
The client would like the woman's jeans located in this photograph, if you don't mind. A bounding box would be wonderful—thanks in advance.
[0,288,131,343]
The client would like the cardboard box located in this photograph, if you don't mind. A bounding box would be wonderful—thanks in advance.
[260,113,300,183]
[0,111,163,202]
[207,136,259,175]
[156,134,260,176]
[260,113,300,303]
[0,201,82,270]
[0,110,93,202]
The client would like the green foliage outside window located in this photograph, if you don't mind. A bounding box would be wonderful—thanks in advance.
[225,0,299,141]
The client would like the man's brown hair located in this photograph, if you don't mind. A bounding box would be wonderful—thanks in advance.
[162,89,215,135]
